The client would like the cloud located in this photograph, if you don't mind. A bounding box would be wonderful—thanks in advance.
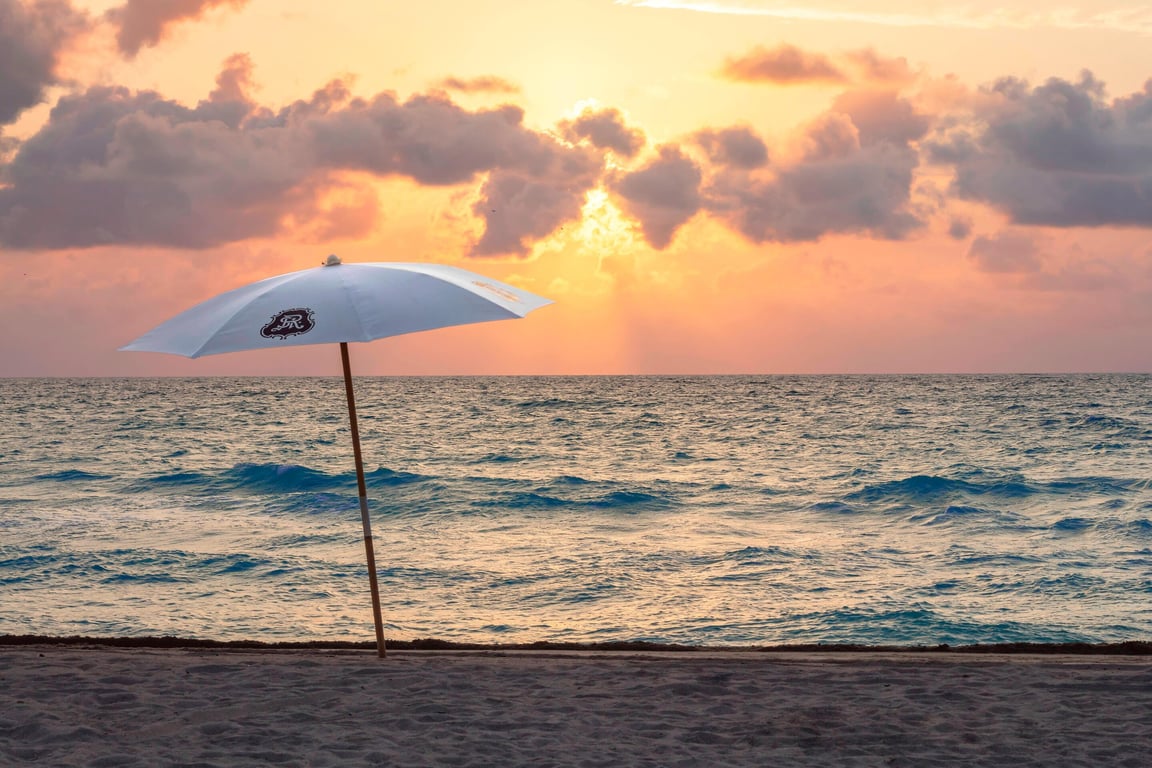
[796,112,860,161]
[1024,252,1127,292]
[106,0,250,58]
[610,144,703,248]
[594,88,926,249]
[0,58,605,255]
[209,51,256,103]
[967,231,1130,291]
[844,49,916,86]
[0,83,318,250]
[702,95,926,243]
[720,44,846,85]
[719,44,919,89]
[470,151,603,256]
[0,0,89,126]
[615,0,1152,35]
[559,107,646,157]
[693,126,768,169]
[830,90,930,147]
[1,0,260,129]
[967,231,1043,273]
[948,217,972,239]
[431,75,521,94]
[706,145,923,244]
[935,73,1152,228]
[308,94,583,185]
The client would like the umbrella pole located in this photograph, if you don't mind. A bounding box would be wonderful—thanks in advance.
[340,342,387,658]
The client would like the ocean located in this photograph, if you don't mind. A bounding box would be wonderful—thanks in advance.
[1,375,1150,646]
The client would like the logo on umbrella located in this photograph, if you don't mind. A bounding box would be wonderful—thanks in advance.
[471,280,522,304]
[261,308,316,339]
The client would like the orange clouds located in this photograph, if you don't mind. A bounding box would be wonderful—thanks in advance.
[559,107,646,158]
[925,73,1152,229]
[6,18,1152,274]
[721,44,847,85]
[431,75,521,95]
[106,0,250,57]
[0,0,253,128]
[8,35,1150,265]
[0,0,88,124]
[0,58,606,255]
[720,45,915,87]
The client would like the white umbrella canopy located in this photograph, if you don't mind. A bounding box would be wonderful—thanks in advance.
[121,255,553,657]
[122,256,552,358]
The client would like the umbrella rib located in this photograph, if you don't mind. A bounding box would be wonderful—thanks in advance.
[335,270,371,343]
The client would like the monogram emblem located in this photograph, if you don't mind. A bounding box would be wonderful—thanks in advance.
[261,308,315,339]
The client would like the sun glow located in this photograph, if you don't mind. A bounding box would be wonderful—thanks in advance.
[579,189,643,261]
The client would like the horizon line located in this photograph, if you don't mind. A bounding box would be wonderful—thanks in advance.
[3,372,1150,380]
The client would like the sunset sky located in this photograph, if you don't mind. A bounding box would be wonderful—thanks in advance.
[2,0,1151,375]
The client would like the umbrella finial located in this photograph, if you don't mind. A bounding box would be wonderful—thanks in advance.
[324,254,342,267]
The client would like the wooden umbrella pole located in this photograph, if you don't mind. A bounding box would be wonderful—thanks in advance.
[340,342,387,658]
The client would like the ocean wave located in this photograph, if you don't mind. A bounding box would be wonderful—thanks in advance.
[2,548,196,585]
[514,398,575,409]
[1044,477,1137,495]
[267,492,361,516]
[469,484,679,513]
[220,464,347,493]
[1051,517,1094,532]
[142,471,210,487]
[786,605,1093,645]
[486,492,571,509]
[32,470,115,482]
[553,475,591,485]
[720,546,798,563]
[947,550,1046,566]
[471,453,528,464]
[135,463,432,497]
[586,490,673,509]
[100,572,190,584]
[1124,519,1152,535]
[846,473,1141,505]
[365,467,429,487]
[908,505,1026,527]
[807,501,860,515]
[1066,414,1151,439]
[845,474,1036,502]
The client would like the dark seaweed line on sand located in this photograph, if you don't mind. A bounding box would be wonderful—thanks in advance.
[2,634,1150,655]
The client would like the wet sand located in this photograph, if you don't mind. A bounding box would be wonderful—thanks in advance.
[2,645,1150,767]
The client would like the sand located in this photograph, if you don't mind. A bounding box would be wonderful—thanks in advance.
[2,646,1150,767]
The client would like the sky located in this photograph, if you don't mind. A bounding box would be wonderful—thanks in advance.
[1,0,1151,376]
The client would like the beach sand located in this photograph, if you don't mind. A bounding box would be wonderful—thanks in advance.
[2,646,1150,767]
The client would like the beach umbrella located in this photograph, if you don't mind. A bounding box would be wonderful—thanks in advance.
[121,255,553,657]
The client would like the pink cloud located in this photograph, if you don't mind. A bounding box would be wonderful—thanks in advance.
[431,75,521,95]
[0,58,604,256]
[559,107,646,158]
[0,0,89,125]
[926,73,1152,228]
[692,126,768,169]
[106,0,251,58]
[720,44,846,85]
[610,144,703,248]
[720,44,917,87]
[968,230,1043,273]
[699,93,927,245]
